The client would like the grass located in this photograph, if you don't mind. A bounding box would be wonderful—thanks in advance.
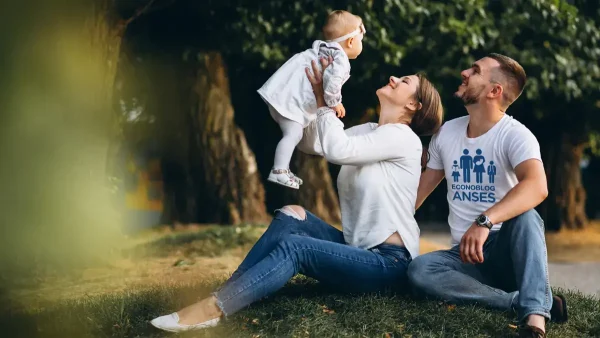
[1,279,599,338]
[123,224,266,258]
[2,224,600,337]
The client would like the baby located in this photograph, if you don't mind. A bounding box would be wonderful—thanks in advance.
[257,10,365,189]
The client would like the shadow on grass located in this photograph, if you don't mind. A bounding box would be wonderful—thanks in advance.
[1,277,598,338]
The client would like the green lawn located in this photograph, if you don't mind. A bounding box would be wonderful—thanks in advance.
[1,279,599,337]
[1,226,599,337]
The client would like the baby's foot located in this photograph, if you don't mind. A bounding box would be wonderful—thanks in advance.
[267,169,300,189]
[290,172,303,185]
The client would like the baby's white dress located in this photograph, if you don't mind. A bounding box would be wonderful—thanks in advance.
[258,40,351,128]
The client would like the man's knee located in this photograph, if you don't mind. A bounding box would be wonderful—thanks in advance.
[518,209,543,224]
[279,205,306,220]
[407,254,438,288]
[504,209,544,233]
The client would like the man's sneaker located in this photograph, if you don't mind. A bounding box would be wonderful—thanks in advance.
[550,294,568,323]
[518,325,546,338]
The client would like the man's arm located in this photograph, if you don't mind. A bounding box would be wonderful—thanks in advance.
[415,131,446,209]
[460,126,547,265]
[483,159,548,224]
[416,168,445,210]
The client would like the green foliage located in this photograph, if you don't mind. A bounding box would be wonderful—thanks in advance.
[226,0,600,123]
[491,0,599,101]
[590,131,600,156]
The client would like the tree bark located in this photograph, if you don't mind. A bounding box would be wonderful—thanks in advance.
[99,0,163,183]
[189,52,269,225]
[89,0,129,182]
[541,133,589,230]
[284,153,342,224]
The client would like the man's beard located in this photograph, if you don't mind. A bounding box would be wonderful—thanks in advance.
[454,85,483,106]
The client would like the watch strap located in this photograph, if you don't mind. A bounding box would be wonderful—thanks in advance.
[476,215,493,230]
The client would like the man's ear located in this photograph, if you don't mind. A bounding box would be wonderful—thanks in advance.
[488,83,503,99]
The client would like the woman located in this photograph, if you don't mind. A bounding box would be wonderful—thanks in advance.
[150,57,444,332]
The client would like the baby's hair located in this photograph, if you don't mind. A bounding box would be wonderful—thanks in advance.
[322,10,362,41]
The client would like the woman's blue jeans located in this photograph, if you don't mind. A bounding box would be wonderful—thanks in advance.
[213,209,411,316]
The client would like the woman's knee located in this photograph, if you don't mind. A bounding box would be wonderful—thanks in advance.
[279,205,306,221]
[274,234,306,261]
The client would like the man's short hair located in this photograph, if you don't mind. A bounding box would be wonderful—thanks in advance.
[487,53,527,107]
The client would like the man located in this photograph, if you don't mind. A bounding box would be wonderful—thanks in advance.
[407,54,567,338]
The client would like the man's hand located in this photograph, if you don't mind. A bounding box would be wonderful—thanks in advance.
[333,103,346,118]
[459,223,490,264]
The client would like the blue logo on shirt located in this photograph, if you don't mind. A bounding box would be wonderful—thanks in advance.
[451,148,496,203]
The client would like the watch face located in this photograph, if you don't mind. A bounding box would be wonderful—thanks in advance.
[477,215,487,223]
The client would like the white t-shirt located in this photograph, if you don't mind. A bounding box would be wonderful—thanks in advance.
[427,115,542,244]
[298,107,423,259]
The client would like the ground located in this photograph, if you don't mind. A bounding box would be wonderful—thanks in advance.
[1,223,599,337]
[544,221,600,262]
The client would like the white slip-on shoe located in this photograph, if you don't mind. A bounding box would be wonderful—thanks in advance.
[150,312,220,332]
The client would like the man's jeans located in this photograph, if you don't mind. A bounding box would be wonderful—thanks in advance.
[407,209,552,322]
[213,209,412,316]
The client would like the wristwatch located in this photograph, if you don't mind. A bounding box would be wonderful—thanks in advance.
[475,214,493,230]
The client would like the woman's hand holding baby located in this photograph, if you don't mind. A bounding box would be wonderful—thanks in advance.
[305,56,333,109]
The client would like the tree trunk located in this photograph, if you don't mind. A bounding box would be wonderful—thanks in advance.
[284,153,342,224]
[189,52,269,225]
[90,1,129,183]
[541,133,589,230]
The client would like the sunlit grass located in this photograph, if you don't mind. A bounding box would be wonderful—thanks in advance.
[2,225,600,337]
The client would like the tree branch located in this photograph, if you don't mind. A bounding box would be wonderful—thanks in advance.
[115,0,175,35]
[122,0,157,27]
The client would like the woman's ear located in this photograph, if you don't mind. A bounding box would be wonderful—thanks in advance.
[406,100,422,112]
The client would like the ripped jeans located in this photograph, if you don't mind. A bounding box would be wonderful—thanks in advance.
[213,207,411,316]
